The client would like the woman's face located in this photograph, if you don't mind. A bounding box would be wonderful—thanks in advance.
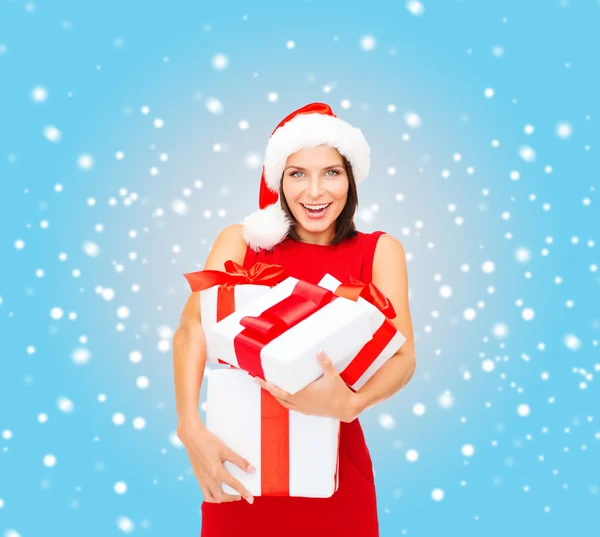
[281,145,349,242]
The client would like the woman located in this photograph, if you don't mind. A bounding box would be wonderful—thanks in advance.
[173,103,416,536]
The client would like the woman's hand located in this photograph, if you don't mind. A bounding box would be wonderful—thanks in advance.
[177,414,256,504]
[253,350,361,423]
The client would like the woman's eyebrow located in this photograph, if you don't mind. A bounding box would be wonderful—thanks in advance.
[284,165,344,171]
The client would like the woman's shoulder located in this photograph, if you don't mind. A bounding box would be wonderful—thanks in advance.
[366,229,387,238]
[208,224,248,269]
[371,231,406,270]
[368,229,403,251]
[358,230,402,260]
[354,229,387,244]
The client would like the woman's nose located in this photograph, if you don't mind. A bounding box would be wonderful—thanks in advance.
[308,177,324,197]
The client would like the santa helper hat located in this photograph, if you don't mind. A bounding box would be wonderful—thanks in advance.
[242,102,372,252]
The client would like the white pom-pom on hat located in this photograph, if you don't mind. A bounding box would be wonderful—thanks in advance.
[242,203,292,253]
[242,102,371,252]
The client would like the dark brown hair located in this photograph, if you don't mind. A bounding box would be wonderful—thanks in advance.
[278,151,359,245]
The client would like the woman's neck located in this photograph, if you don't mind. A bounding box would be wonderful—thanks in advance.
[296,227,335,245]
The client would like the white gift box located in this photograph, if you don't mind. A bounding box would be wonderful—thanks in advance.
[209,273,406,394]
[199,283,270,364]
[206,367,340,497]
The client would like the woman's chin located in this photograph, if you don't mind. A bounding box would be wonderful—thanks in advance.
[296,215,330,230]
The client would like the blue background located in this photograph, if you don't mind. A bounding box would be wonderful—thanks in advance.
[1,0,599,535]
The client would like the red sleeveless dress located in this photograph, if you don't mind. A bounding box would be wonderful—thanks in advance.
[200,230,386,537]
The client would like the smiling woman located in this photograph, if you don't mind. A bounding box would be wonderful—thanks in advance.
[174,102,416,537]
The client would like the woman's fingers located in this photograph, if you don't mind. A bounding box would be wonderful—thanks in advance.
[205,472,243,503]
[205,488,242,503]
[181,417,258,504]
[218,468,254,504]
[189,457,219,502]
[221,447,256,502]
[275,396,297,410]
[255,377,294,402]
[223,446,255,474]
[219,446,255,503]
[265,381,293,402]
[188,451,242,504]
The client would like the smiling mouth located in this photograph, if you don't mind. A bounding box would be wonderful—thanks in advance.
[300,203,332,214]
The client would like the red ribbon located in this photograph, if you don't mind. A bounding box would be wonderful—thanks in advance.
[183,260,289,321]
[259,388,341,496]
[260,389,290,496]
[235,280,338,380]
[339,318,398,387]
[334,276,398,387]
[334,275,397,319]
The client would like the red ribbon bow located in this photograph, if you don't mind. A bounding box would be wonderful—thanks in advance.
[334,275,397,319]
[183,261,289,321]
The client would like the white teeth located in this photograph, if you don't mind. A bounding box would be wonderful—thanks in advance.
[302,203,330,210]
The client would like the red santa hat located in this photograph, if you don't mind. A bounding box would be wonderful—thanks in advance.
[242,102,371,252]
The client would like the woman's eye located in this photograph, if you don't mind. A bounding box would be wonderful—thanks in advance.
[289,169,341,178]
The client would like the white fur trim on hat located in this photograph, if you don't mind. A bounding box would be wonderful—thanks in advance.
[242,203,292,252]
[263,113,371,192]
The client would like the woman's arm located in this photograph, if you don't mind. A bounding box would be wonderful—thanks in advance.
[173,311,207,430]
[351,233,417,417]
[173,223,248,433]
[172,224,257,505]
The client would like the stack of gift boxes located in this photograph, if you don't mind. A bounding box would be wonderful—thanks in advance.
[183,260,406,498]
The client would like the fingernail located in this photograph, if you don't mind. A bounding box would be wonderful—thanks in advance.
[247,497,254,504]
[247,464,256,473]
